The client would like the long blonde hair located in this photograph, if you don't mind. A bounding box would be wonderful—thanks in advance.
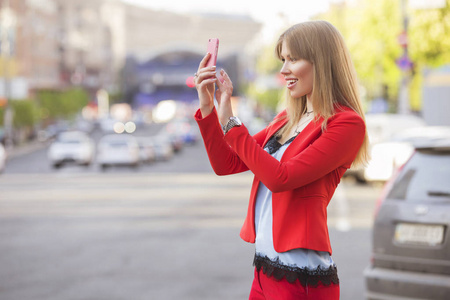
[275,20,369,167]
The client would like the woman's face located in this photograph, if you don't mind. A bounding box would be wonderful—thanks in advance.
[280,40,314,100]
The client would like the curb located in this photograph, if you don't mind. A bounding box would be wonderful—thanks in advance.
[5,140,49,160]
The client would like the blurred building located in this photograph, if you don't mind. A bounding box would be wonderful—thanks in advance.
[1,0,261,105]
[54,0,125,93]
[15,0,59,91]
[0,0,124,97]
[121,4,262,107]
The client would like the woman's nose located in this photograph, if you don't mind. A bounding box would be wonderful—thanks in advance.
[280,63,289,75]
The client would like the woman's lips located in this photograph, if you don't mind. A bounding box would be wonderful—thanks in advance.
[286,79,298,89]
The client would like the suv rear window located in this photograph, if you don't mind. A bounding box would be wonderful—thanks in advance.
[387,150,450,202]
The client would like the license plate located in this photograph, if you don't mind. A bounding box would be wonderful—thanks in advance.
[394,223,445,246]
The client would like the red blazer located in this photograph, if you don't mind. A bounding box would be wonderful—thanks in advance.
[194,106,365,255]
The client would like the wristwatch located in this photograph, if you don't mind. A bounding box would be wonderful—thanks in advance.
[223,116,242,134]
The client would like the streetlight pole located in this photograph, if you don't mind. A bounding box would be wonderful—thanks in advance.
[397,0,412,114]
[1,0,14,149]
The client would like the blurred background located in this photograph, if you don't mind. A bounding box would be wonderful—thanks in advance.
[0,0,449,299]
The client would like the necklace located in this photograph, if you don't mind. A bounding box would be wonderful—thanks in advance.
[294,111,314,134]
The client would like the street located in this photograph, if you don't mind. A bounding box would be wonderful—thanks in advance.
[0,128,383,300]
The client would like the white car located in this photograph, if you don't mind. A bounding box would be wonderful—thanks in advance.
[359,125,450,182]
[47,131,95,168]
[346,113,427,182]
[136,137,156,163]
[148,135,174,161]
[0,143,6,173]
[365,113,427,144]
[96,134,140,170]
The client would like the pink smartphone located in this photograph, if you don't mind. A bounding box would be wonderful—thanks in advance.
[206,38,219,68]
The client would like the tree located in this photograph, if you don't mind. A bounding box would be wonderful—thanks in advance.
[316,0,450,112]
[37,88,89,122]
[11,100,38,128]
[247,0,450,113]
[245,32,286,112]
[315,0,403,111]
[408,0,450,110]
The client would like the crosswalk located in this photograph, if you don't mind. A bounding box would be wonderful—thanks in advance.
[0,172,379,230]
[0,172,254,229]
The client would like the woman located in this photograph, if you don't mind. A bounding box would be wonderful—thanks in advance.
[193,20,369,300]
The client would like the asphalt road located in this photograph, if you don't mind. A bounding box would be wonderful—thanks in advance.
[0,126,383,299]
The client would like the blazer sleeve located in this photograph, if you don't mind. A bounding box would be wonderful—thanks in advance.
[223,111,366,192]
[194,107,268,175]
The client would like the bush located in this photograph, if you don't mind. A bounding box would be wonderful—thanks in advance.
[37,88,89,122]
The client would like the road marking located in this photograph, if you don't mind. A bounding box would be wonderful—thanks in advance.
[0,173,379,230]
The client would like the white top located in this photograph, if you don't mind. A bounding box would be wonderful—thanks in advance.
[254,137,335,270]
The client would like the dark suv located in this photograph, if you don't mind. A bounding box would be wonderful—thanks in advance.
[364,138,450,300]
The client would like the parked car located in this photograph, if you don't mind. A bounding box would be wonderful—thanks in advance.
[96,134,140,170]
[164,118,199,145]
[47,131,95,168]
[148,135,173,161]
[0,143,6,173]
[364,137,450,300]
[136,137,156,163]
[38,121,70,141]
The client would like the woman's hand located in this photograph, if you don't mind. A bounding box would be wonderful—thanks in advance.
[195,53,217,118]
[215,69,234,127]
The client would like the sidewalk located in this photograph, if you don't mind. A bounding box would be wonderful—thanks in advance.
[5,139,49,160]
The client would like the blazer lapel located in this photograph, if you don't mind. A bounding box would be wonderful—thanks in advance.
[263,117,288,147]
[280,117,323,162]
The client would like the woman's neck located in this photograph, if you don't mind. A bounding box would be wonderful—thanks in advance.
[306,98,314,113]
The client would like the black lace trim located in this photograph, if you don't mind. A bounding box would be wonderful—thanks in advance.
[253,254,339,287]
[264,134,297,155]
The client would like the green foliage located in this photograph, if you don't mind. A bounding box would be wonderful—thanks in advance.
[315,0,403,103]
[109,91,124,105]
[11,100,39,128]
[314,0,450,112]
[245,40,285,111]
[246,84,283,112]
[37,88,89,121]
[0,100,39,129]
[409,1,450,67]
[0,88,90,144]
[408,0,450,110]
[255,41,282,74]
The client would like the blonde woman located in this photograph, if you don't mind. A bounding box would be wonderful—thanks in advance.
[194,20,369,299]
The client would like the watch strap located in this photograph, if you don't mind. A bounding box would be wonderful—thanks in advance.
[223,116,242,134]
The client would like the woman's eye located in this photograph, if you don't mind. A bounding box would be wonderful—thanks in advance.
[290,57,297,62]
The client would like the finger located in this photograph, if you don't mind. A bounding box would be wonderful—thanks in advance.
[197,77,217,89]
[215,72,224,89]
[216,70,232,92]
[197,70,216,81]
[195,65,215,79]
[198,52,212,69]
[195,70,217,87]
[220,69,232,85]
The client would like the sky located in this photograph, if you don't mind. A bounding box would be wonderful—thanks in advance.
[121,0,333,21]
[121,0,335,42]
